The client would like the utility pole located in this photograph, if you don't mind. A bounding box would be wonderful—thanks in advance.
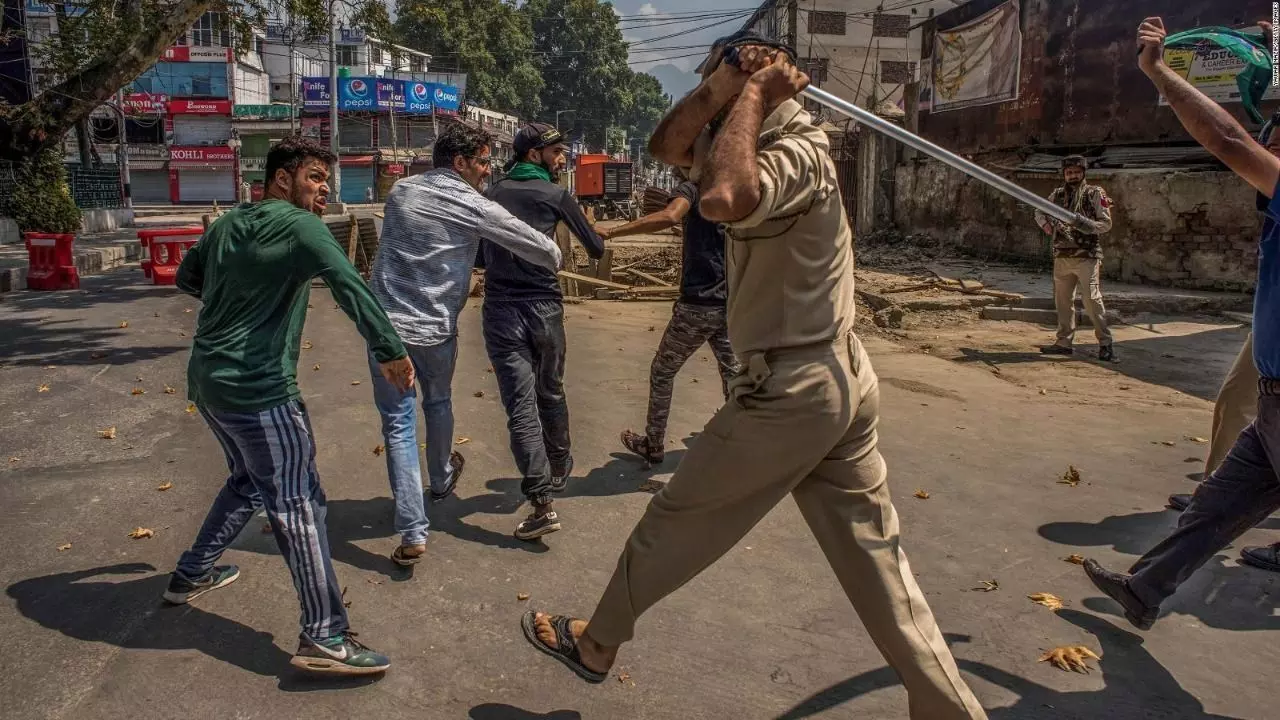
[113,89,132,210]
[328,0,341,201]
[287,9,297,135]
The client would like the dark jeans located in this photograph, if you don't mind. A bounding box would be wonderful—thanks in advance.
[482,299,571,505]
[1129,390,1280,608]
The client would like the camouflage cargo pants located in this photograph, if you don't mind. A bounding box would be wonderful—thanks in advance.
[645,301,742,448]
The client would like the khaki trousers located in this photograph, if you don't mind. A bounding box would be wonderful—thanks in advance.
[587,332,987,719]
[1052,257,1113,347]
[1206,333,1258,477]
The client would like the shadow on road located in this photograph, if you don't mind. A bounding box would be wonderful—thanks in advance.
[469,704,582,719]
[1038,509,1280,556]
[5,563,290,677]
[0,270,188,368]
[776,611,1241,719]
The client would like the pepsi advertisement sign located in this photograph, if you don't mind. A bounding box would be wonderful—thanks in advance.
[376,79,405,110]
[431,84,460,114]
[406,82,434,114]
[339,77,375,110]
[302,77,461,113]
[301,77,331,109]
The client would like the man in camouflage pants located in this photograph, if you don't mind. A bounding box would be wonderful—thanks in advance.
[600,179,741,466]
[1034,155,1116,361]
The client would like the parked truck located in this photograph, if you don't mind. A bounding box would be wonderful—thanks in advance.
[573,154,637,221]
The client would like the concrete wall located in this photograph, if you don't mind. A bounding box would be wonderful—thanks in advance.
[894,160,1262,291]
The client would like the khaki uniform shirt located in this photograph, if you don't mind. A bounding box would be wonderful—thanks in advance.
[1034,183,1113,259]
[697,100,856,355]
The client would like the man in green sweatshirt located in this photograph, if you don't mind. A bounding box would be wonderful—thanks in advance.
[164,136,414,676]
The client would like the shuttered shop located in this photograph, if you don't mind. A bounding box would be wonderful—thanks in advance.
[172,115,231,146]
[130,169,171,203]
[177,169,234,202]
[339,163,375,204]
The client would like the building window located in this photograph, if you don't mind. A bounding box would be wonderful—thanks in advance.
[27,16,54,44]
[192,12,230,47]
[871,13,910,39]
[337,45,358,67]
[255,37,265,58]
[799,57,829,85]
[808,11,846,36]
[370,44,383,65]
[409,55,424,73]
[879,60,917,84]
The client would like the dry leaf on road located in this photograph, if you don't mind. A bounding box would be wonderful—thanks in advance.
[372,445,385,456]
[185,403,197,414]
[972,579,999,592]
[1038,388,1047,395]
[1028,592,1064,610]
[456,437,471,445]
[473,391,485,398]
[341,586,351,608]
[302,341,314,350]
[164,385,176,394]
[419,442,427,450]
[37,383,50,393]
[313,364,320,371]
[131,387,146,395]
[1154,440,1176,447]
[517,593,530,601]
[98,426,118,440]
[56,543,72,551]
[184,308,193,313]
[913,489,931,499]
[350,381,361,386]
[128,527,154,539]
[1039,645,1100,673]
[638,479,665,493]
[1058,466,1082,487]
[617,671,635,687]
[89,351,108,360]
[1064,554,1085,565]
[157,482,173,491]
[8,457,18,463]
[1187,436,1208,444]
[119,321,129,329]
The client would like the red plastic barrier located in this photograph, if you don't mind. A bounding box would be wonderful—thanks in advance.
[150,233,203,286]
[24,233,79,291]
[138,227,202,280]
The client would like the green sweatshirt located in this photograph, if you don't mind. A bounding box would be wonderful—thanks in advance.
[177,200,406,412]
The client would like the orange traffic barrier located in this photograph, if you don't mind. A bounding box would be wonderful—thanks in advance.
[138,227,202,280]
[24,233,79,291]
[150,230,203,286]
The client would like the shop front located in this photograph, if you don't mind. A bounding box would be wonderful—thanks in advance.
[339,155,376,204]
[169,145,236,203]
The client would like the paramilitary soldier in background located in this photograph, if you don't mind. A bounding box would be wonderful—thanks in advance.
[1034,155,1117,361]
[517,33,988,720]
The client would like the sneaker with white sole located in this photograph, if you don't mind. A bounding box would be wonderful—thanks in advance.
[514,509,561,540]
[162,565,240,605]
[290,632,390,675]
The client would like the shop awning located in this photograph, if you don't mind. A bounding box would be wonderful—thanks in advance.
[128,159,168,171]
[340,155,375,167]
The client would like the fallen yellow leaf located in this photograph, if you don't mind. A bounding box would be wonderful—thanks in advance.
[119,321,129,329]
[302,341,314,350]
[517,592,530,601]
[351,380,361,386]
[1157,440,1176,447]
[127,527,154,539]
[1064,554,1085,565]
[98,426,117,440]
[184,308,193,313]
[913,489,931,500]
[56,543,72,551]
[473,391,485,398]
[131,387,146,395]
[164,385,176,395]
[313,364,321,371]
[1028,592,1064,610]
[419,442,427,450]
[372,445,385,456]
[1187,436,1208,444]
[1038,388,1047,395]
[7,457,18,463]
[185,403,197,414]
[456,437,471,445]
[37,383,50,393]
[617,671,635,687]
[157,481,173,491]
[1039,645,1100,673]
[972,579,999,592]
[1058,466,1082,487]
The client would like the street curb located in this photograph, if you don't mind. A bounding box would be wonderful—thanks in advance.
[0,241,142,295]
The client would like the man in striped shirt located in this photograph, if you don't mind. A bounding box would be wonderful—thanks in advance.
[367,123,562,566]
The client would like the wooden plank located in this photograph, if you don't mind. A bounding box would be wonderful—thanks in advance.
[625,268,670,286]
[595,248,613,281]
[347,213,359,264]
[626,284,679,295]
[555,222,575,295]
[558,271,632,290]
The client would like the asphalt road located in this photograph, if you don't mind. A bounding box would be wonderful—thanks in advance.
[0,265,1276,719]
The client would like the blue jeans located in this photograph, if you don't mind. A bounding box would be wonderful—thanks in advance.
[175,400,348,641]
[367,338,459,546]
[482,300,571,505]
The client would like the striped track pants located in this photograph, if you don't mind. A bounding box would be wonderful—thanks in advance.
[175,399,348,640]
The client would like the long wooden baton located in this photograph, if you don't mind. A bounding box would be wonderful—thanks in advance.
[800,86,1091,230]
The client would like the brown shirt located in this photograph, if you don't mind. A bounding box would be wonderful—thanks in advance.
[694,100,856,355]
[1034,183,1113,259]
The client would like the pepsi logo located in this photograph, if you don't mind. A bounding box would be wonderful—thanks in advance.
[411,83,430,100]
[433,87,458,103]
[348,79,369,97]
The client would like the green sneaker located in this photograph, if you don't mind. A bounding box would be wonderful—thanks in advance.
[290,632,390,675]
[162,565,240,605]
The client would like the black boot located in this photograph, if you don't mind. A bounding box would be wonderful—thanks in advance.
[1083,559,1158,630]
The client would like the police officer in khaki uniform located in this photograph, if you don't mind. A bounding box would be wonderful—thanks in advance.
[1034,155,1116,361]
[517,32,987,720]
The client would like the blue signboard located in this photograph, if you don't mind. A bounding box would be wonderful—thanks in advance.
[302,77,460,114]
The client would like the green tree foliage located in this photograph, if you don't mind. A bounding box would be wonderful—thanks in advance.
[521,0,668,150]
[395,0,543,119]
[5,147,82,233]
